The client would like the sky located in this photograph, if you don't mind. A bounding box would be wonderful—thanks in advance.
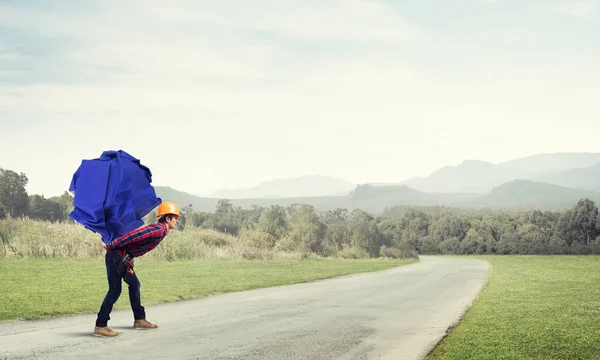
[0,0,599,197]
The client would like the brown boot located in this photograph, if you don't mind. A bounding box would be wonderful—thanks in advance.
[94,326,120,337]
[133,319,158,329]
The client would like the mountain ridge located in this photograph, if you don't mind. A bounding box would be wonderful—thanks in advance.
[391,152,600,193]
[207,174,356,199]
[155,179,600,214]
[158,152,600,213]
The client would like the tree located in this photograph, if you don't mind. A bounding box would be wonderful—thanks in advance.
[524,209,560,237]
[177,203,194,230]
[276,204,324,253]
[0,167,29,217]
[213,199,242,235]
[257,205,287,239]
[556,209,577,247]
[495,223,520,254]
[49,191,74,222]
[348,209,381,257]
[556,199,599,247]
[572,199,598,245]
[321,209,351,255]
[548,235,569,254]
[186,211,213,228]
[28,194,66,222]
[517,223,548,254]
[427,213,471,252]
[439,236,460,254]
[241,205,264,229]
[467,218,498,254]
[374,216,402,247]
[400,209,429,253]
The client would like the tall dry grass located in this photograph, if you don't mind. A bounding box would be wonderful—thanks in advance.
[0,218,324,261]
[0,217,104,258]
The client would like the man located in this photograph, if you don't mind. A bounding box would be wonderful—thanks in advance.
[93,201,181,337]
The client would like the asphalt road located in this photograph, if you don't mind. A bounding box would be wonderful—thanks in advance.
[0,256,489,360]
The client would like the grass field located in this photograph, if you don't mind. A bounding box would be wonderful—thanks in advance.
[0,257,417,322]
[426,255,600,360]
[4,254,599,359]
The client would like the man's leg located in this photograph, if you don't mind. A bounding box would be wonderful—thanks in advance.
[125,269,158,329]
[125,269,146,321]
[94,251,123,336]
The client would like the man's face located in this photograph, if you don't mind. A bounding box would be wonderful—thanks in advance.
[166,215,179,230]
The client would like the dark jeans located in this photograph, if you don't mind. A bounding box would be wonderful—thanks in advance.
[95,250,145,327]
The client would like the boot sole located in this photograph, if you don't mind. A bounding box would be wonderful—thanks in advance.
[93,333,120,337]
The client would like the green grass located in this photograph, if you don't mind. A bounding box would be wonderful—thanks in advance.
[0,257,418,322]
[426,255,600,360]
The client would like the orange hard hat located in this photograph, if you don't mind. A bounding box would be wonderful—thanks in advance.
[156,201,181,217]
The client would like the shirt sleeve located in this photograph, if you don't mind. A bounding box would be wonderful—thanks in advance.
[106,224,163,250]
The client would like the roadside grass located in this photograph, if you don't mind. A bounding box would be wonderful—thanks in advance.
[426,255,600,360]
[0,257,418,322]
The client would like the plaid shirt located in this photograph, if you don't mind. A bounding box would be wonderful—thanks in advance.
[106,223,168,258]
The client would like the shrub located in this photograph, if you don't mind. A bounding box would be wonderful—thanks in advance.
[238,229,277,249]
[379,245,406,259]
[336,245,370,259]
[396,243,419,258]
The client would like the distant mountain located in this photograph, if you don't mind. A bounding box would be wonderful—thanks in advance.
[498,152,600,173]
[156,186,348,213]
[156,179,600,215]
[346,185,478,213]
[393,152,600,194]
[531,163,600,193]
[209,175,356,199]
[397,160,529,193]
[154,152,600,214]
[155,186,218,212]
[459,179,600,211]
[348,181,600,212]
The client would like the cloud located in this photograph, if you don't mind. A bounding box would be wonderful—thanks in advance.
[0,0,421,113]
[140,0,418,42]
[0,50,20,62]
[0,1,417,43]
[0,0,419,88]
[555,0,598,18]
[2,0,600,197]
[0,38,22,69]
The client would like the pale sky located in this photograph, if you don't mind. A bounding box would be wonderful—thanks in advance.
[1,0,599,197]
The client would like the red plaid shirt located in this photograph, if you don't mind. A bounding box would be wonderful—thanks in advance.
[106,223,169,258]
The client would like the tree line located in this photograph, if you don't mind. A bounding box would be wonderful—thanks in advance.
[0,168,74,222]
[2,166,600,257]
[146,196,600,257]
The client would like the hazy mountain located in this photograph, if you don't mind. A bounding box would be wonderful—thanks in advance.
[393,153,600,193]
[155,186,218,212]
[154,152,600,214]
[396,159,529,193]
[348,181,600,212]
[531,162,600,192]
[460,179,600,211]
[209,175,356,199]
[156,186,348,213]
[498,152,600,173]
[347,185,479,213]
[156,180,600,214]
